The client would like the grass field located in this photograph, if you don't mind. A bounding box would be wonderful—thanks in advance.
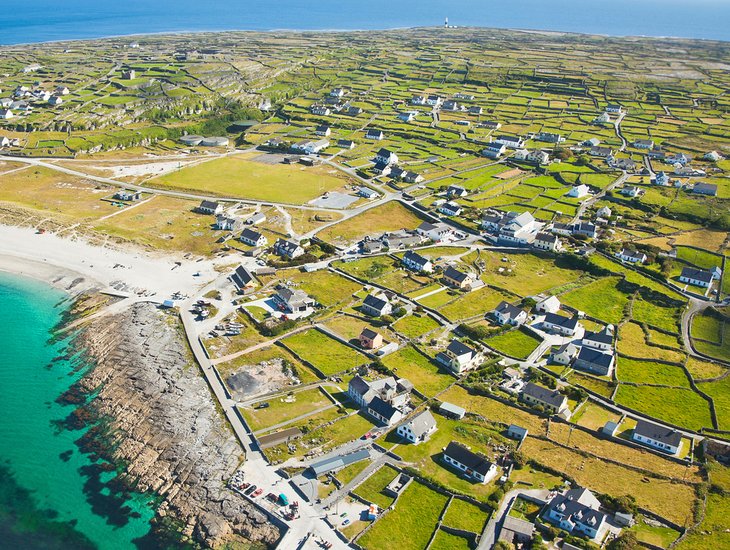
[359,481,448,550]
[429,530,471,550]
[615,385,713,431]
[318,201,424,246]
[392,313,442,339]
[273,269,361,309]
[561,277,629,325]
[484,328,541,359]
[629,516,681,548]
[572,402,621,430]
[380,345,455,397]
[150,153,350,203]
[691,311,730,361]
[442,498,490,533]
[619,321,688,363]
[438,286,512,321]
[353,465,399,509]
[685,357,727,381]
[616,357,690,387]
[698,376,730,430]
[281,329,368,375]
[241,387,333,432]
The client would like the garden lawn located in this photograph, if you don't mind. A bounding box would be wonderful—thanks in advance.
[241,387,332,432]
[560,277,629,325]
[353,465,399,509]
[428,530,471,550]
[442,498,490,533]
[150,153,349,203]
[282,329,368,375]
[484,328,541,359]
[438,286,512,321]
[392,314,442,338]
[359,481,448,550]
[615,385,713,431]
[380,345,454,397]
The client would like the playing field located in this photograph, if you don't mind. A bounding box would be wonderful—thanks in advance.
[149,153,350,204]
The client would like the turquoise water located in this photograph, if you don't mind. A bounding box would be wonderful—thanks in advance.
[1,0,730,44]
[0,273,157,549]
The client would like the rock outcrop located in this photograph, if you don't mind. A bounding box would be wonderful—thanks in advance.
[76,303,281,548]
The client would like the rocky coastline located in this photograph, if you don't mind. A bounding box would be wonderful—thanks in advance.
[65,300,281,549]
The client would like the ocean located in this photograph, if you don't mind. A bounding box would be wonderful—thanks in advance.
[0,273,156,549]
[1,0,729,45]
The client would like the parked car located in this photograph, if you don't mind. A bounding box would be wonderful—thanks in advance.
[252,488,263,497]
[244,484,257,495]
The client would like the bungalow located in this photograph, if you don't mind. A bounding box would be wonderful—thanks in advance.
[521,382,569,416]
[582,326,614,351]
[447,185,468,198]
[692,182,718,196]
[361,293,392,317]
[403,251,433,273]
[292,139,330,154]
[374,148,398,165]
[705,151,723,162]
[382,230,424,249]
[338,139,356,149]
[346,106,364,116]
[567,184,590,198]
[632,419,683,456]
[468,105,483,115]
[397,111,417,123]
[621,185,641,198]
[410,95,427,105]
[679,267,713,288]
[594,112,611,124]
[573,346,615,376]
[616,249,647,264]
[246,212,266,225]
[240,228,267,247]
[442,100,461,111]
[535,132,565,143]
[550,222,573,237]
[480,121,501,130]
[495,211,543,246]
[572,222,598,239]
[114,190,141,201]
[274,287,315,314]
[647,149,666,160]
[667,153,692,165]
[48,95,63,106]
[273,238,305,259]
[609,157,637,171]
[633,139,654,150]
[214,215,238,231]
[329,87,346,97]
[482,142,507,159]
[442,442,497,484]
[550,343,579,366]
[372,161,392,176]
[436,339,482,374]
[535,295,561,314]
[654,171,670,186]
[359,327,384,350]
[506,424,528,442]
[0,98,12,108]
[197,200,223,215]
[545,487,606,540]
[362,240,384,254]
[454,93,475,100]
[596,206,612,219]
[55,86,70,95]
[439,201,462,217]
[442,266,476,290]
[396,410,437,444]
[532,232,561,252]
[0,136,10,147]
[365,129,385,141]
[495,135,525,149]
[492,301,528,326]
[315,125,331,137]
[542,312,580,337]
[230,265,257,292]
[417,221,450,242]
[527,150,550,165]
[590,146,613,158]
[426,95,443,107]
[310,105,331,116]
[584,138,601,147]
[358,186,379,199]
[367,396,403,426]
[606,104,624,113]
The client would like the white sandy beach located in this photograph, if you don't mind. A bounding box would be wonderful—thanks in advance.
[0,225,222,300]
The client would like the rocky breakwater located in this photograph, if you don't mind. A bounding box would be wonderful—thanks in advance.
[73,302,281,548]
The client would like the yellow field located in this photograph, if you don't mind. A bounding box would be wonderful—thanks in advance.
[317,201,424,246]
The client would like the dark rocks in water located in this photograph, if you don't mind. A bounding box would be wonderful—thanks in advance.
[59,450,73,462]
[57,382,90,406]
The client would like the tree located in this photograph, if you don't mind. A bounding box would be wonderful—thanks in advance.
[512,450,527,469]
[494,542,512,550]
[554,147,572,161]
[608,531,639,550]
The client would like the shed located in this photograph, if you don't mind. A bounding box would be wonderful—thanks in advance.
[439,401,466,420]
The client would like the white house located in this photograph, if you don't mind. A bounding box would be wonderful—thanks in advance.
[402,250,433,273]
[197,200,223,215]
[573,346,615,376]
[439,201,462,217]
[0,109,14,119]
[567,184,590,198]
[679,267,713,288]
[582,326,614,352]
[521,382,569,417]
[542,312,580,337]
[550,343,578,365]
[240,228,267,247]
[633,139,654,150]
[374,148,399,165]
[545,488,606,541]
[396,410,437,444]
[482,143,506,159]
[361,293,392,317]
[494,135,525,148]
[532,232,562,252]
[527,150,550,165]
[365,129,385,140]
[616,249,647,264]
[436,339,482,374]
[442,442,497,484]
[315,125,331,137]
[632,419,683,456]
[273,238,305,259]
[535,295,561,314]
[416,221,451,242]
[492,301,527,326]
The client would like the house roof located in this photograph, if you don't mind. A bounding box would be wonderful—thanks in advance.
[349,375,371,397]
[402,410,437,438]
[403,250,430,267]
[537,295,561,310]
[535,232,558,244]
[543,312,578,330]
[446,339,476,358]
[418,221,438,232]
[368,396,399,420]
[680,266,713,284]
[583,328,613,345]
[231,265,255,288]
[548,492,605,529]
[363,293,389,312]
[443,441,493,476]
[443,266,470,284]
[619,249,645,260]
[495,301,525,319]
[634,419,682,447]
[439,401,466,417]
[693,182,718,194]
[199,199,219,210]
[376,147,394,158]
[240,228,263,242]
[275,238,302,254]
[277,286,310,305]
[501,515,535,537]
[507,424,528,437]
[522,382,566,409]
[360,327,380,340]
[576,347,613,369]
[553,342,578,356]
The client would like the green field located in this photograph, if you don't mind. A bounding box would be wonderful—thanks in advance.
[615,385,713,431]
[151,153,349,203]
[380,345,455,397]
[484,328,541,359]
[442,498,490,533]
[561,277,629,325]
[281,329,368,375]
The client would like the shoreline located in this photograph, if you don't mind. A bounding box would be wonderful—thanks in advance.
[0,24,726,49]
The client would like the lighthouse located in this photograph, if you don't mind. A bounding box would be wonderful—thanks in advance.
[444,17,449,28]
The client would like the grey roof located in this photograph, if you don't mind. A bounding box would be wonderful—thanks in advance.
[360,327,379,340]
[376,147,394,158]
[199,199,219,210]
[522,382,565,409]
[443,441,493,476]
[275,238,302,255]
[501,515,535,537]
[495,300,524,319]
[368,396,399,420]
[443,266,470,284]
[584,328,613,345]
[680,267,713,284]
[544,312,578,330]
[439,402,466,417]
[363,293,389,312]
[403,250,430,267]
[576,347,613,369]
[446,339,475,358]
[310,448,370,476]
[548,492,605,529]
[693,182,718,195]
[349,375,371,397]
[231,265,254,288]
[240,228,263,242]
[634,419,682,447]
[535,232,559,244]
[402,410,437,438]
